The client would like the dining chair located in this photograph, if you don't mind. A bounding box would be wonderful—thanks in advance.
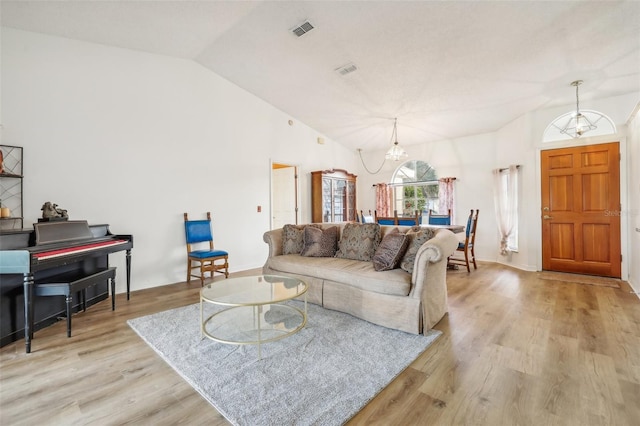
[397,210,422,226]
[374,210,398,225]
[360,210,375,223]
[448,209,479,272]
[427,209,452,225]
[184,212,229,286]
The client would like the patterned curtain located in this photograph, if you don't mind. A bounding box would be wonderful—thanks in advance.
[493,165,518,255]
[438,177,456,223]
[375,183,393,217]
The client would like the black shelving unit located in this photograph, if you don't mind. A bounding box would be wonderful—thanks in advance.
[0,145,24,230]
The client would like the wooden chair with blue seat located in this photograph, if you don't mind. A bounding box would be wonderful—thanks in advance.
[397,210,422,226]
[427,209,452,225]
[359,210,375,223]
[184,212,229,286]
[448,209,479,272]
[374,210,398,225]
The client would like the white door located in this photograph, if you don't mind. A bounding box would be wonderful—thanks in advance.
[272,165,298,229]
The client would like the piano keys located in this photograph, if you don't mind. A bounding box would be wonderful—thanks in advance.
[33,238,129,261]
[0,220,133,352]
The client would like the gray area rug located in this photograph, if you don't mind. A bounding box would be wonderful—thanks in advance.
[127,301,441,426]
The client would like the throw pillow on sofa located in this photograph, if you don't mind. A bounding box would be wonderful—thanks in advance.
[399,228,437,274]
[335,222,381,262]
[301,226,338,257]
[372,228,409,271]
[282,224,322,254]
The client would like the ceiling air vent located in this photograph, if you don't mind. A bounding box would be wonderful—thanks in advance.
[335,63,358,76]
[292,21,314,37]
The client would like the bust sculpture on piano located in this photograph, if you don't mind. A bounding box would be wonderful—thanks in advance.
[41,201,68,221]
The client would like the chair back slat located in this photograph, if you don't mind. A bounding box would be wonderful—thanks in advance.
[465,214,473,236]
[185,220,213,244]
[428,209,452,225]
[468,209,479,241]
[359,210,375,223]
[397,210,421,226]
[375,209,398,225]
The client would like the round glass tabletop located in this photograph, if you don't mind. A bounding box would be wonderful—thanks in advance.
[200,274,307,306]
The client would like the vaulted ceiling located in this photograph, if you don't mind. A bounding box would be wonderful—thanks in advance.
[2,1,639,152]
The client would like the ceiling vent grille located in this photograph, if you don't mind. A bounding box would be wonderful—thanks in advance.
[335,63,358,76]
[292,21,314,37]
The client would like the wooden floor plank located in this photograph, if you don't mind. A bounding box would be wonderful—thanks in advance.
[1,262,639,425]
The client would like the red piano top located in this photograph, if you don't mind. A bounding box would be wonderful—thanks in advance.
[33,239,129,261]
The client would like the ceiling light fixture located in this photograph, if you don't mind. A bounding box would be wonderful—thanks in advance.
[559,80,597,138]
[385,118,408,161]
[358,118,409,174]
[544,79,616,142]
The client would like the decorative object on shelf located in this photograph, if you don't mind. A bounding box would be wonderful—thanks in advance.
[543,80,616,142]
[41,201,69,220]
[0,199,10,218]
[358,117,409,174]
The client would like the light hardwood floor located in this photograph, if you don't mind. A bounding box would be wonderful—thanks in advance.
[1,263,639,425]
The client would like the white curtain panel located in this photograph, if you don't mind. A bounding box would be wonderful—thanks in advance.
[493,165,518,255]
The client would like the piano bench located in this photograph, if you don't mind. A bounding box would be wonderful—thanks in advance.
[33,267,117,339]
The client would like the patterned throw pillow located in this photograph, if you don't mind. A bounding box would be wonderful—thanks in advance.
[400,228,437,274]
[372,229,409,271]
[282,224,321,255]
[300,226,338,257]
[335,223,381,262]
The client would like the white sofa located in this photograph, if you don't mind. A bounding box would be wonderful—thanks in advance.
[262,223,458,335]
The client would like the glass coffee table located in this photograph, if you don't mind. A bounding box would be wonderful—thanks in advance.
[200,275,307,358]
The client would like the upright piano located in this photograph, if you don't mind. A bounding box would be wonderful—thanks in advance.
[0,220,133,352]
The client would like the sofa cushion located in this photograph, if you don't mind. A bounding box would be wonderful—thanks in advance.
[335,222,381,262]
[372,229,409,271]
[268,254,411,296]
[282,224,321,255]
[301,226,338,257]
[400,228,437,274]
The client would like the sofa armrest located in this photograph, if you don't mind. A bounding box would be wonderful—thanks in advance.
[409,229,458,330]
[263,228,284,258]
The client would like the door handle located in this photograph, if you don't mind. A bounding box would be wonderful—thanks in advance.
[543,215,553,220]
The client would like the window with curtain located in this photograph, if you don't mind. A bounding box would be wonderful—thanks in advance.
[391,160,439,216]
[494,166,519,253]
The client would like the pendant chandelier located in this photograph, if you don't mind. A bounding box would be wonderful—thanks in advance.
[559,80,597,138]
[543,80,616,142]
[358,117,408,174]
[385,118,408,161]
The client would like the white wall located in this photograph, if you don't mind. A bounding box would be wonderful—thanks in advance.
[2,28,638,292]
[0,28,358,292]
[626,105,640,294]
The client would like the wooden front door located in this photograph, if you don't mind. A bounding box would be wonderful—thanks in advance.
[541,142,621,278]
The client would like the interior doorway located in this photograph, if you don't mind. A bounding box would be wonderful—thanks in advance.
[271,162,298,229]
[541,142,621,278]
